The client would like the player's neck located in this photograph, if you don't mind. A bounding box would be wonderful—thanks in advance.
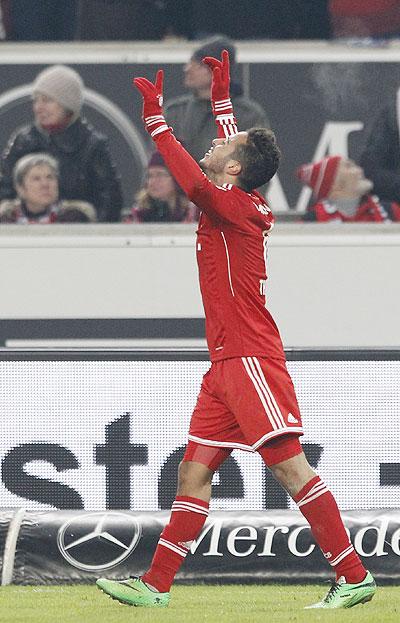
[209,171,239,187]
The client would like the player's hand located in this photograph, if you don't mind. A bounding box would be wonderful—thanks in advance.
[133,70,170,138]
[202,49,230,102]
[133,70,164,117]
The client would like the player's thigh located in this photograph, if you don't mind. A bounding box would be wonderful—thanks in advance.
[221,357,303,446]
[189,365,245,446]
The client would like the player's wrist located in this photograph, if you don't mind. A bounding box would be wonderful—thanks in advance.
[144,114,171,138]
[212,97,233,116]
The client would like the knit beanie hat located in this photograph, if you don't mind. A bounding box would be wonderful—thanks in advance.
[148,150,166,168]
[191,35,236,67]
[296,156,342,200]
[32,65,84,119]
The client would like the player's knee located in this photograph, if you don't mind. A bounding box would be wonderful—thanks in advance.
[177,459,213,491]
[269,452,315,497]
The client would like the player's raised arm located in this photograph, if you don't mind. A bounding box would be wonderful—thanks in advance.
[203,50,238,139]
[133,70,210,201]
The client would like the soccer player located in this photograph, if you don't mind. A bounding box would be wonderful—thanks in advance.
[97,51,376,610]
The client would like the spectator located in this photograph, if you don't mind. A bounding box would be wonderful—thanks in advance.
[0,64,123,222]
[124,151,198,223]
[0,153,96,224]
[329,1,400,39]
[2,0,78,41]
[360,97,400,205]
[296,155,400,222]
[164,36,269,163]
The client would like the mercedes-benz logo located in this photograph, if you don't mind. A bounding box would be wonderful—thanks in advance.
[57,511,142,572]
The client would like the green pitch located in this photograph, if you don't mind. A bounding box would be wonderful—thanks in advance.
[0,583,398,623]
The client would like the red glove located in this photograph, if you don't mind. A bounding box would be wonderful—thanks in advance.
[133,70,171,139]
[202,50,237,138]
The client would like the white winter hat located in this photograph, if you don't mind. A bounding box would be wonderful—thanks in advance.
[32,65,84,118]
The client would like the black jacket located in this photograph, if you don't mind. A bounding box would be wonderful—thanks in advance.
[360,103,400,203]
[0,118,123,222]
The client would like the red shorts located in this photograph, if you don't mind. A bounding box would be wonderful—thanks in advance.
[188,356,303,452]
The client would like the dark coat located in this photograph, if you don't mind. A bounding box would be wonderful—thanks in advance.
[360,103,400,203]
[164,87,269,163]
[0,118,123,222]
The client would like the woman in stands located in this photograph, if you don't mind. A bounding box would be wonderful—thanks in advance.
[124,150,198,223]
[0,153,96,223]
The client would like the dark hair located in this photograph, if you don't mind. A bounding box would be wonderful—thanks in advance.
[233,128,281,191]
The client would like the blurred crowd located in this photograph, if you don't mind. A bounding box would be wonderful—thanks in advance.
[1,1,400,42]
[0,7,400,225]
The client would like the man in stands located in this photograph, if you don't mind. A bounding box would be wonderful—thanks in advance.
[97,51,376,610]
[297,155,400,222]
[164,36,269,164]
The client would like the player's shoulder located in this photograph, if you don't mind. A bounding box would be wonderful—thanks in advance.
[219,184,273,217]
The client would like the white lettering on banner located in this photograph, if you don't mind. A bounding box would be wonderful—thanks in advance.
[188,520,400,559]
[287,526,315,557]
[258,526,289,557]
[0,360,399,511]
[267,121,364,212]
[353,518,390,557]
[226,526,258,557]
[191,520,223,557]
[391,528,400,556]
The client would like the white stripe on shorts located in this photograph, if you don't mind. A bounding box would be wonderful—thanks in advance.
[242,357,286,430]
[241,357,279,430]
[251,357,286,428]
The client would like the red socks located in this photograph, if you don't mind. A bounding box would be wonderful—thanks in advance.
[143,479,366,592]
[294,476,366,583]
[142,496,209,593]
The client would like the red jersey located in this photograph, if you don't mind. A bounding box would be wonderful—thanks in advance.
[194,184,284,361]
[154,131,285,363]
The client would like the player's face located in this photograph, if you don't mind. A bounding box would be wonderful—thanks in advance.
[146,166,176,201]
[17,164,59,213]
[33,93,70,127]
[331,159,373,196]
[200,132,248,173]
[184,59,212,93]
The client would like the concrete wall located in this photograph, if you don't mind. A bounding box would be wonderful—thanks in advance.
[0,223,399,348]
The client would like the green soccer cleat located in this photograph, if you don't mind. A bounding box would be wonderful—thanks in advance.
[305,571,376,609]
[96,576,170,607]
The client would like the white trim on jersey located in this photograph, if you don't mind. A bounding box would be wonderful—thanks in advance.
[159,538,188,557]
[214,98,233,112]
[262,231,269,306]
[329,545,355,567]
[221,231,235,297]
[215,113,238,139]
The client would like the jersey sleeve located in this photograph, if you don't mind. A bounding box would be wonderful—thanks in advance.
[213,99,238,139]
